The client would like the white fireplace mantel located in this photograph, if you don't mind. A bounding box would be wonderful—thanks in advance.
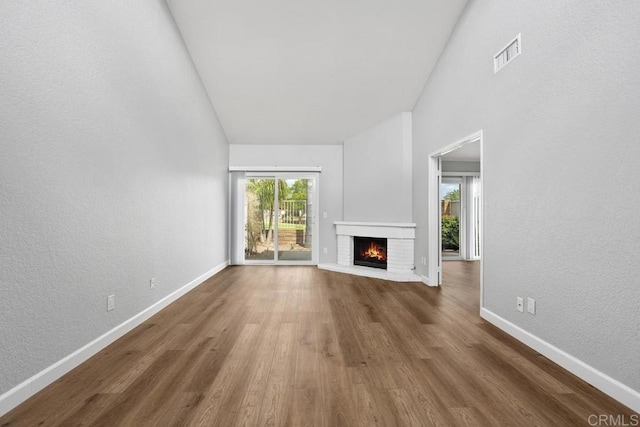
[318,221,421,282]
[334,221,416,239]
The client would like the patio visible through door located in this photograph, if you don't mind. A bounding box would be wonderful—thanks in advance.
[441,178,462,259]
[244,175,316,264]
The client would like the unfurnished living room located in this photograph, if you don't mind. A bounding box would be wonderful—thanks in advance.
[1,1,639,426]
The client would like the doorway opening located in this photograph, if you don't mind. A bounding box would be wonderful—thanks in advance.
[428,130,483,307]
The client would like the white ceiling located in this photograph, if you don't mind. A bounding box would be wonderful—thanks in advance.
[442,140,481,161]
[166,0,469,145]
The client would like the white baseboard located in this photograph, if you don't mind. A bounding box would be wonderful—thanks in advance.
[480,308,640,413]
[0,260,229,417]
[420,274,438,287]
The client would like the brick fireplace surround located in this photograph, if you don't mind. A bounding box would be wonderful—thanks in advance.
[318,221,421,282]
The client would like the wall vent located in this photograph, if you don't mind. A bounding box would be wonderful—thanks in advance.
[494,33,521,73]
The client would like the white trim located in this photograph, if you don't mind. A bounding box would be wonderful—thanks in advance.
[334,221,416,228]
[442,172,480,177]
[428,156,441,285]
[480,308,640,413]
[429,130,482,158]
[479,140,484,308]
[441,159,479,163]
[311,175,320,265]
[229,172,246,265]
[0,260,229,417]
[334,222,416,240]
[420,275,437,287]
[229,166,322,172]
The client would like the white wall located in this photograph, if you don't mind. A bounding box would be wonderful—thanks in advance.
[344,112,413,223]
[0,0,229,398]
[413,0,640,404]
[229,145,343,264]
[442,160,480,173]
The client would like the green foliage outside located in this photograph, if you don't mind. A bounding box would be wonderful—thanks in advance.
[246,178,287,237]
[288,179,307,200]
[442,215,460,250]
[444,188,460,200]
[247,179,287,214]
[245,179,309,254]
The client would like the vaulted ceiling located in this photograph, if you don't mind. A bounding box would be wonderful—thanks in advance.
[166,0,469,145]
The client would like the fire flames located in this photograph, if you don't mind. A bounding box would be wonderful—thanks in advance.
[362,242,386,261]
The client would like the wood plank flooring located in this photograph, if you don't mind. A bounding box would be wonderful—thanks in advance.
[1,262,635,426]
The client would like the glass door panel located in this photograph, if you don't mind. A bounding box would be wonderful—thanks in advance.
[441,180,461,258]
[244,178,276,261]
[277,178,313,262]
[244,175,317,264]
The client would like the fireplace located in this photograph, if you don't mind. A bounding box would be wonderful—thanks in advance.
[326,221,418,282]
[353,236,387,269]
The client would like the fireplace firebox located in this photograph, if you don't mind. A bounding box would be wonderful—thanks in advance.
[353,237,387,269]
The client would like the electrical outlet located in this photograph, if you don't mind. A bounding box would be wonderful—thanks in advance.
[322,212,328,219]
[150,277,156,290]
[516,297,524,313]
[527,297,536,314]
[422,256,427,266]
[107,295,115,312]
[323,247,328,254]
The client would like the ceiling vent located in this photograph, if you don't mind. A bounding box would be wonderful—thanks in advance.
[494,33,521,73]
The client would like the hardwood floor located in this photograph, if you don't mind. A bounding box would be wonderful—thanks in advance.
[1,262,635,426]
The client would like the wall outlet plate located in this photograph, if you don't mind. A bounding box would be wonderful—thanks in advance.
[150,277,156,290]
[527,297,536,314]
[107,295,115,312]
[516,297,524,313]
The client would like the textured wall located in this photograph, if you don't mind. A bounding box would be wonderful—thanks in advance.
[413,0,640,392]
[229,144,343,264]
[0,1,229,395]
[344,112,413,223]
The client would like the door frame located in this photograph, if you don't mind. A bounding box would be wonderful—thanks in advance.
[428,130,484,306]
[243,172,320,265]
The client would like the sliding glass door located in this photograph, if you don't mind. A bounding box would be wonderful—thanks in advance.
[243,174,317,264]
[244,178,277,261]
